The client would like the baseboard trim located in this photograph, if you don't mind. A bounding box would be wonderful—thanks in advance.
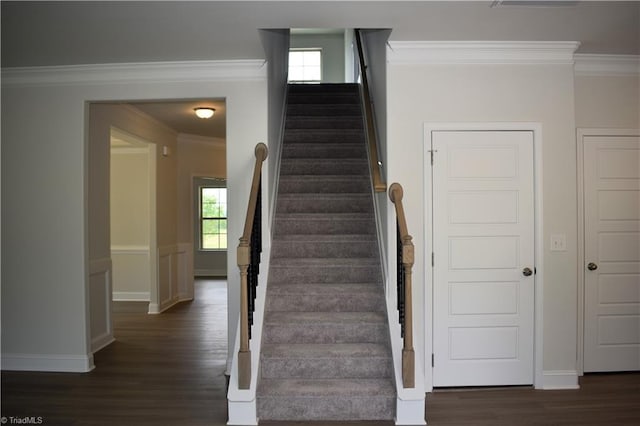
[541,370,580,390]
[91,332,115,354]
[1,353,95,373]
[113,291,150,302]
[194,268,227,277]
[148,296,191,315]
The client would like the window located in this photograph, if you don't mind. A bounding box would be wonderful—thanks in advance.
[288,49,322,83]
[200,187,227,250]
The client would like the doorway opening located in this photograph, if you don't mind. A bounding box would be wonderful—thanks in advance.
[88,98,228,358]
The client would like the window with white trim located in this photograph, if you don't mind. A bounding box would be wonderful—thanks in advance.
[288,49,322,83]
[200,186,227,250]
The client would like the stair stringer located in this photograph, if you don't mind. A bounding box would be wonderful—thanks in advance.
[384,281,427,425]
[227,240,272,426]
[356,83,426,425]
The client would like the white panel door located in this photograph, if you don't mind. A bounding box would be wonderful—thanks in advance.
[583,136,640,372]
[432,131,535,387]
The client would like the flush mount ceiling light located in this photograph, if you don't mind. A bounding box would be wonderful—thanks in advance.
[194,107,215,119]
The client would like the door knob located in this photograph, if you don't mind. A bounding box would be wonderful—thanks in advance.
[522,267,533,277]
[587,262,598,271]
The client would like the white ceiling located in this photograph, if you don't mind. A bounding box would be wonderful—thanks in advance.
[3,1,638,139]
[131,100,227,140]
[2,1,639,68]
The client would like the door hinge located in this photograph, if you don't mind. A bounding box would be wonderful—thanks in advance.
[432,353,435,367]
[429,149,438,165]
[432,252,435,267]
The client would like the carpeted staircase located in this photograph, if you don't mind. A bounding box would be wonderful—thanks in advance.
[257,83,395,421]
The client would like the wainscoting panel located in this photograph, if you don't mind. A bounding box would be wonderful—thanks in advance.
[150,245,192,314]
[111,245,150,301]
[89,257,114,353]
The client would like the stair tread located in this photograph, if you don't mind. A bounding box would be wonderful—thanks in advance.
[273,234,375,242]
[276,212,373,219]
[270,257,379,266]
[281,157,366,162]
[279,174,368,181]
[268,282,381,294]
[258,378,395,397]
[265,311,386,325]
[261,343,390,360]
[278,193,369,199]
[283,141,364,146]
[284,128,364,135]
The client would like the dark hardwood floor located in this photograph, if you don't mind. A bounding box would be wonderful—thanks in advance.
[2,279,639,425]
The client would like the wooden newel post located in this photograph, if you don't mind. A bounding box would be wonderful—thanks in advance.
[401,235,415,389]
[389,183,416,389]
[237,239,251,389]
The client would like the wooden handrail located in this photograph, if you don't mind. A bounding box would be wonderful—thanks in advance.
[237,142,268,389]
[355,29,386,193]
[389,183,415,388]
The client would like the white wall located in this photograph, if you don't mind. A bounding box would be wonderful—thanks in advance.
[575,74,639,128]
[359,29,392,260]
[386,43,580,389]
[1,62,268,372]
[111,147,152,300]
[260,29,290,228]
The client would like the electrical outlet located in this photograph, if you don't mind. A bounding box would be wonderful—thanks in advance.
[550,234,566,251]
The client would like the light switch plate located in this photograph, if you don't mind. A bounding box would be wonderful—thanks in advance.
[550,234,567,251]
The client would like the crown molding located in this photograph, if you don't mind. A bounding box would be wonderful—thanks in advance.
[387,41,581,65]
[574,54,640,77]
[1,60,267,87]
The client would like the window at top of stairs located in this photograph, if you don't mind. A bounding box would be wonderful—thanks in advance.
[288,49,322,83]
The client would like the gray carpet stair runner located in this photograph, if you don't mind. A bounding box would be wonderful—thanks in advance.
[257,83,395,421]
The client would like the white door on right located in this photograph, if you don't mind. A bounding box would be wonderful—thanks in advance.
[431,130,535,387]
[583,135,640,372]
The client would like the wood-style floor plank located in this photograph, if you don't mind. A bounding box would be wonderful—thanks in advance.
[2,279,640,425]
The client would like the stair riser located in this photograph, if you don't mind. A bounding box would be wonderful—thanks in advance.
[289,83,359,94]
[283,130,365,144]
[287,94,360,105]
[271,240,377,259]
[287,104,362,116]
[278,178,368,194]
[262,323,388,344]
[274,218,375,235]
[286,117,364,130]
[280,160,369,176]
[277,197,371,214]
[261,357,392,380]
[282,145,366,159]
[257,396,394,421]
[269,265,381,284]
[266,292,384,312]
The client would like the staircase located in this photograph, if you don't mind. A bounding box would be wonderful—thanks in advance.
[257,83,395,421]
